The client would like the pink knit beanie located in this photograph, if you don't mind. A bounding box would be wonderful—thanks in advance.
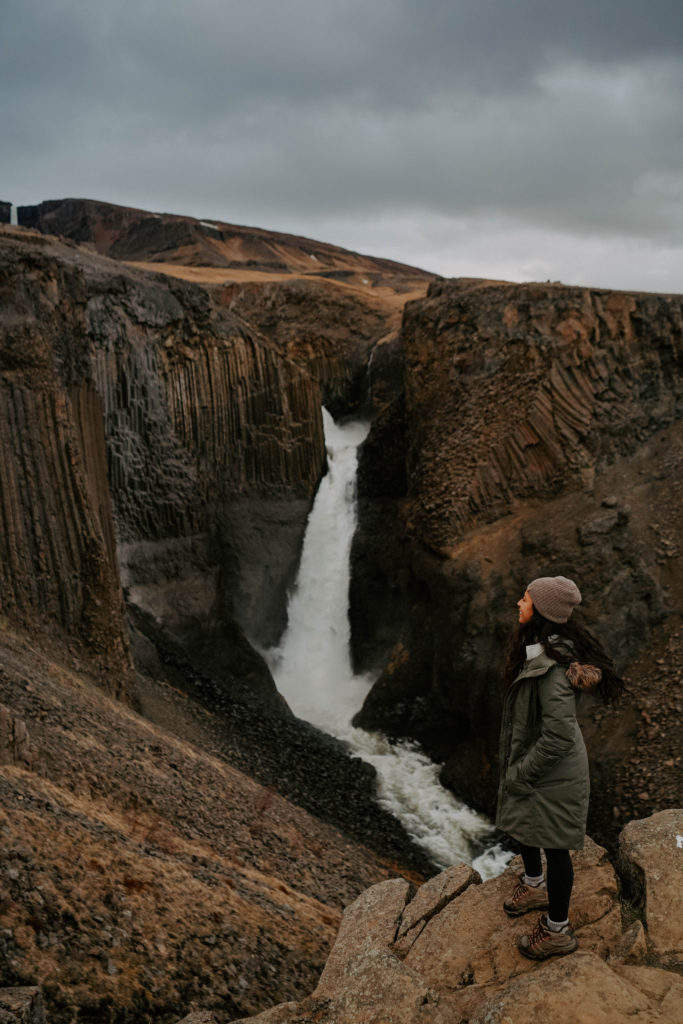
[527,576,582,623]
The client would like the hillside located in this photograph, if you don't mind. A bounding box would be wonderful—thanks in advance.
[0,628,427,1023]
[16,198,432,287]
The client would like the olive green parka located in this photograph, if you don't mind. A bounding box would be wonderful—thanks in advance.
[495,649,590,850]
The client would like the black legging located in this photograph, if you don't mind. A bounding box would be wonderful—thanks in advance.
[519,844,574,922]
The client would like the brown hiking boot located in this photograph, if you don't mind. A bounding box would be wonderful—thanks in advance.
[518,914,578,960]
[503,873,549,917]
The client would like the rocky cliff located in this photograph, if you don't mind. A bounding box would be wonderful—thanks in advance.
[228,809,683,1024]
[0,223,442,868]
[19,198,429,420]
[219,278,399,417]
[0,224,324,687]
[352,277,683,846]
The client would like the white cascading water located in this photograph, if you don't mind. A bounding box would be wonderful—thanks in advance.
[10,205,18,226]
[268,409,511,879]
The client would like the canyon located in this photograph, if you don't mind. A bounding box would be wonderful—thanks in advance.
[0,198,681,1022]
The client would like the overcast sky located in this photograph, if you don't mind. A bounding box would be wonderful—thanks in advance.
[2,0,683,290]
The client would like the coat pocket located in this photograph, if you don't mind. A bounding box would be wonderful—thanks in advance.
[505,763,534,797]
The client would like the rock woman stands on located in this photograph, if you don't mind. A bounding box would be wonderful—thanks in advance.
[496,575,623,960]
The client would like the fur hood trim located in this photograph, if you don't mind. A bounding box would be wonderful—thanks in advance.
[566,661,602,691]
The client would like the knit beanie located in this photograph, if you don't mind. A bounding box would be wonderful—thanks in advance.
[527,576,582,623]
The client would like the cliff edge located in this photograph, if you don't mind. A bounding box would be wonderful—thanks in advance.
[228,809,683,1024]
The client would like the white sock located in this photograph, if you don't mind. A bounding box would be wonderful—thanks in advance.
[523,872,545,887]
[546,917,569,932]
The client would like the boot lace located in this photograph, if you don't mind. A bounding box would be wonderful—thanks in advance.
[528,915,551,949]
[510,877,535,904]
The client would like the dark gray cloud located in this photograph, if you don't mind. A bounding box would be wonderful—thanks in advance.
[2,0,682,288]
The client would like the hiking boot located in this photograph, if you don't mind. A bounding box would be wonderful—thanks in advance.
[503,874,549,917]
[518,914,578,960]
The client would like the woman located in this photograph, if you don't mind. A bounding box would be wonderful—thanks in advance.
[495,575,623,961]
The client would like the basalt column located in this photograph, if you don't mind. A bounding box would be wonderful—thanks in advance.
[354,278,683,841]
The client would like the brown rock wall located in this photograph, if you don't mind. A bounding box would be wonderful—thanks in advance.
[0,241,130,684]
[222,279,392,414]
[402,279,683,552]
[0,226,327,667]
[353,277,683,843]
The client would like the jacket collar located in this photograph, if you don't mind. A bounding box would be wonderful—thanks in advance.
[515,650,557,679]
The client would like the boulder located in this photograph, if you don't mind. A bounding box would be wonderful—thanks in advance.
[0,989,46,1024]
[228,817,683,1024]
[404,837,619,996]
[466,951,683,1024]
[393,863,480,957]
[0,708,30,767]
[315,878,411,995]
[618,808,683,966]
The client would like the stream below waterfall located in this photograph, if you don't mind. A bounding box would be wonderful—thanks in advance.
[267,409,511,879]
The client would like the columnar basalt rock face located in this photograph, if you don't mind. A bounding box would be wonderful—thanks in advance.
[81,258,325,652]
[402,278,682,551]
[0,231,131,689]
[0,225,326,703]
[221,279,393,415]
[353,277,683,842]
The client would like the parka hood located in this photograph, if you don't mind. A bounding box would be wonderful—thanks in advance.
[566,661,602,691]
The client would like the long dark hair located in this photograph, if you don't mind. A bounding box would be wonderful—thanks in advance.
[503,608,625,704]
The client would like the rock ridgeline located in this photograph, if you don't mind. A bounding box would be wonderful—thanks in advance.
[351,276,683,846]
[18,198,430,419]
[188,809,681,1024]
[17,198,433,283]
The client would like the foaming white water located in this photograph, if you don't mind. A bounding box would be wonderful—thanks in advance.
[268,409,511,879]
[10,205,18,226]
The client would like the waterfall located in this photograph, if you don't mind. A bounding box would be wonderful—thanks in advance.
[10,205,18,226]
[268,409,511,879]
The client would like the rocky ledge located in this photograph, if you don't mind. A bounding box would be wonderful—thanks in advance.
[225,809,682,1024]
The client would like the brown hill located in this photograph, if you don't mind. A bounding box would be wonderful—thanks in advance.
[17,198,432,286]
